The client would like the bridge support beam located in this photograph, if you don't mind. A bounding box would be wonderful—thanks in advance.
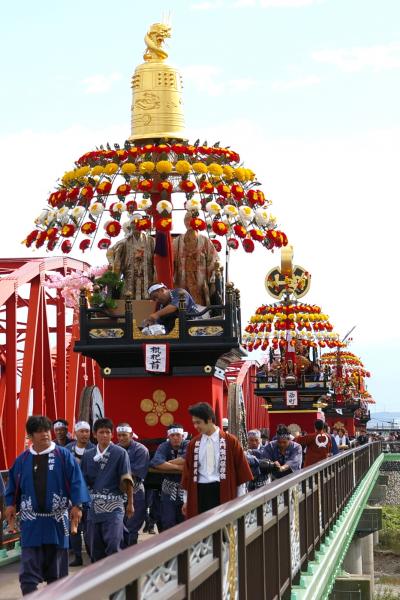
[343,537,362,575]
[361,534,374,596]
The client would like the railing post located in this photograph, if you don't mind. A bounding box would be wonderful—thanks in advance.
[237,516,247,600]
[178,549,190,597]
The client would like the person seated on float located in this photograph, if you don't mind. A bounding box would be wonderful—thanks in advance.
[262,425,303,479]
[144,283,199,333]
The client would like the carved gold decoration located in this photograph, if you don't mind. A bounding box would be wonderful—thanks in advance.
[145,413,158,426]
[227,524,237,598]
[265,246,311,300]
[140,389,179,426]
[160,413,174,426]
[143,23,171,62]
[133,319,180,340]
[130,23,185,141]
[165,398,178,412]
[140,398,154,412]
[153,389,166,403]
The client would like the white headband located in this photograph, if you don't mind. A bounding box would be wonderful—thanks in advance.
[116,425,139,439]
[148,283,167,295]
[168,427,184,435]
[54,421,67,429]
[75,421,90,432]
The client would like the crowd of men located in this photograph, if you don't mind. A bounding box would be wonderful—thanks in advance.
[0,406,371,595]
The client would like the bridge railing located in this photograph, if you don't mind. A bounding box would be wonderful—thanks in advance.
[30,442,381,600]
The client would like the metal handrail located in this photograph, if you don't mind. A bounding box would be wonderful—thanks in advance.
[29,442,381,600]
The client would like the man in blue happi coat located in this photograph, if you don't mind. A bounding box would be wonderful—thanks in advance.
[246,429,276,490]
[150,423,188,530]
[66,420,96,566]
[53,418,73,447]
[116,422,149,546]
[5,415,90,595]
[263,425,303,479]
[81,417,134,562]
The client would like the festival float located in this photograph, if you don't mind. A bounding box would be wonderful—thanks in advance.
[321,350,373,436]
[24,23,288,441]
[246,246,346,435]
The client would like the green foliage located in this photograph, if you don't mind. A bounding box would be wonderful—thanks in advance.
[374,589,400,600]
[379,506,400,554]
[91,269,123,308]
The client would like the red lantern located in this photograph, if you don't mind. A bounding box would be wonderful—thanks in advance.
[179,180,196,193]
[157,180,173,194]
[105,220,121,237]
[96,181,112,196]
[116,184,131,197]
[199,181,214,194]
[125,200,137,213]
[25,230,38,247]
[98,238,111,249]
[35,231,48,248]
[230,184,244,200]
[242,238,255,253]
[135,217,152,231]
[46,227,58,241]
[212,221,228,236]
[211,239,222,252]
[47,237,58,251]
[80,186,95,201]
[249,229,265,242]
[67,187,81,201]
[61,240,72,254]
[79,239,91,252]
[233,224,247,238]
[227,237,239,249]
[216,183,231,198]
[155,218,172,232]
[138,179,152,192]
[81,221,96,235]
[190,217,206,231]
[60,224,76,238]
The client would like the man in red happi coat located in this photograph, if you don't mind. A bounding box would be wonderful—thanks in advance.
[296,419,332,467]
[181,403,253,519]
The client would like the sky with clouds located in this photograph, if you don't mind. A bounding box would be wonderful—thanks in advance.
[0,0,399,414]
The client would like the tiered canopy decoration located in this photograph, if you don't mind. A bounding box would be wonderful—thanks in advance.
[24,142,288,255]
[243,302,344,352]
[321,351,371,378]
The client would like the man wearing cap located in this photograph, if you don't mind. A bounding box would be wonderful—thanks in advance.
[145,284,199,333]
[66,421,95,566]
[53,419,72,447]
[117,423,149,546]
[150,424,188,530]
[262,425,303,479]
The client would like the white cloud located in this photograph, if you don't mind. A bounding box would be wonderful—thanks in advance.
[181,65,261,96]
[81,72,122,94]
[312,42,400,72]
[271,74,321,91]
[192,0,322,7]
[238,0,322,6]
[191,0,224,8]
